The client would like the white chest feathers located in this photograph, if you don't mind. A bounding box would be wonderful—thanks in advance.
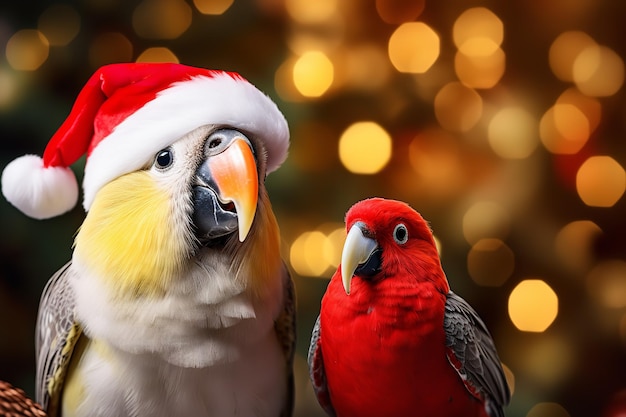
[63,330,287,417]
[65,251,287,416]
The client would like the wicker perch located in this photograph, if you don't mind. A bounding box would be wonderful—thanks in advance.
[0,380,47,417]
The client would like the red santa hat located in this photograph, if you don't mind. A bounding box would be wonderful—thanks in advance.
[1,63,289,219]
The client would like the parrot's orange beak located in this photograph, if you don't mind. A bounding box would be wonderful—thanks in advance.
[193,129,259,243]
[341,222,379,295]
[207,137,259,242]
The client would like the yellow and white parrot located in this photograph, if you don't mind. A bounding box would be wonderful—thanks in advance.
[1,63,295,417]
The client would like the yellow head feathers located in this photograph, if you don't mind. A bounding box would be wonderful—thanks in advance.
[73,171,195,298]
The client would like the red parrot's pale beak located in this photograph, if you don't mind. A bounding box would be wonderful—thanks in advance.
[341,221,379,295]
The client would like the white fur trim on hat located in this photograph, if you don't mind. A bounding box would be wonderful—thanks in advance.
[2,155,78,219]
[81,72,289,211]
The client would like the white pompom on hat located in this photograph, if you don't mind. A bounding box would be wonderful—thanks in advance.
[1,63,289,219]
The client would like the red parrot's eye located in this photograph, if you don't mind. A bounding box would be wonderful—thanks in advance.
[393,223,408,244]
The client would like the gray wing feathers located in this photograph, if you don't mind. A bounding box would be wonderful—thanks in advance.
[35,261,79,413]
[307,315,335,416]
[275,264,297,417]
[306,315,320,374]
[444,291,510,417]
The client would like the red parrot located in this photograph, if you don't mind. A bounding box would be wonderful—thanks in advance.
[308,198,510,417]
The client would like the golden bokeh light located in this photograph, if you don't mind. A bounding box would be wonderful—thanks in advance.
[457,37,500,58]
[527,402,571,417]
[293,51,334,98]
[388,22,440,74]
[539,104,590,154]
[453,7,503,55]
[0,69,20,109]
[136,47,179,63]
[555,220,602,273]
[462,201,510,245]
[455,47,505,89]
[576,156,626,207]
[38,4,81,46]
[467,238,514,287]
[452,7,505,89]
[193,0,234,15]
[553,104,589,147]
[508,279,558,332]
[89,32,133,68]
[338,121,392,174]
[434,82,482,132]
[587,260,626,309]
[488,107,538,159]
[375,0,425,24]
[408,128,465,200]
[133,0,192,39]
[323,227,346,270]
[290,231,331,277]
[573,45,625,97]
[549,31,597,82]
[6,30,49,71]
[274,57,304,102]
[285,0,337,24]
[556,87,601,134]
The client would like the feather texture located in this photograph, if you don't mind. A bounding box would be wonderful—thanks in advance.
[444,292,510,417]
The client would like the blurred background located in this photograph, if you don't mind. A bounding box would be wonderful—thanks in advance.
[0,0,625,416]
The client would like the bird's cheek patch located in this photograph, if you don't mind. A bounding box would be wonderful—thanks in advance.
[74,172,192,297]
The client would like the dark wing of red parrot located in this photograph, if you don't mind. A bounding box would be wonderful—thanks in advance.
[307,315,336,417]
[444,291,511,417]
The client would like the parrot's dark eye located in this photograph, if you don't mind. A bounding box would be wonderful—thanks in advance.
[208,137,222,149]
[393,224,408,245]
[154,148,174,170]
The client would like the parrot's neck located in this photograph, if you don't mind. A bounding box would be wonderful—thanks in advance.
[70,247,284,368]
[329,276,446,334]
